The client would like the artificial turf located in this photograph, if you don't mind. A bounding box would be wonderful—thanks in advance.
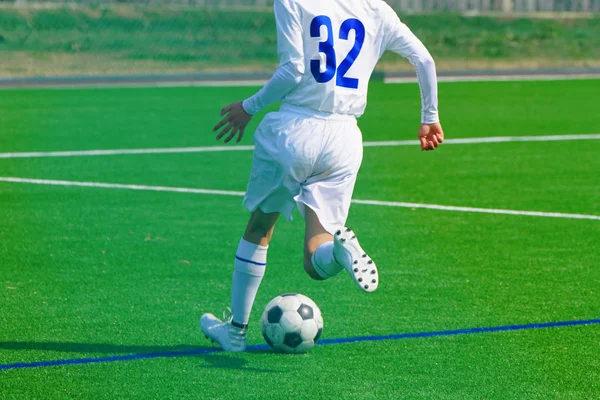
[0,80,599,399]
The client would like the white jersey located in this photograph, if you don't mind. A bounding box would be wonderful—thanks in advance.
[243,0,438,123]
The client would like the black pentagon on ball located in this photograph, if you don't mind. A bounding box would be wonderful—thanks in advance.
[283,332,303,348]
[297,304,314,320]
[267,305,283,323]
[314,327,323,343]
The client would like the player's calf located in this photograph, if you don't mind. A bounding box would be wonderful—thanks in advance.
[303,254,327,280]
[304,208,344,280]
[244,209,279,247]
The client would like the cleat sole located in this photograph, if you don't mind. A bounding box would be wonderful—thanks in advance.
[334,228,379,293]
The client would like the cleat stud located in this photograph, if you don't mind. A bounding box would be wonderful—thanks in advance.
[340,238,346,243]
[345,227,352,232]
[367,260,373,264]
[371,270,376,274]
[358,278,363,282]
[372,279,377,283]
[353,268,359,273]
[353,260,358,264]
[336,230,342,235]
[364,285,369,289]
[362,254,367,258]
[351,235,356,239]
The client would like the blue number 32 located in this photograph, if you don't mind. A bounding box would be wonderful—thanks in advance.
[310,16,365,89]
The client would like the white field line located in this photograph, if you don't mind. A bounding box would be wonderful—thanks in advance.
[351,199,600,221]
[0,79,269,91]
[363,133,600,147]
[1,134,599,159]
[1,177,598,221]
[0,177,245,197]
[0,145,256,159]
[0,80,270,90]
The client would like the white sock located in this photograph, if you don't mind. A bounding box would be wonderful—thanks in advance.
[231,238,267,327]
[311,241,343,279]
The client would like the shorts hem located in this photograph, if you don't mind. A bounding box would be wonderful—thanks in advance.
[242,197,294,222]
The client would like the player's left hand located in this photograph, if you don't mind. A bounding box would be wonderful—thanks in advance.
[418,122,444,151]
[213,101,253,143]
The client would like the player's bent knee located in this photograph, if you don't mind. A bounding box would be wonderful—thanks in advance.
[303,254,325,281]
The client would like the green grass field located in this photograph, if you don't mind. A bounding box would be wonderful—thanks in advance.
[1,79,599,399]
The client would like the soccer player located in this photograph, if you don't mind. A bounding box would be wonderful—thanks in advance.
[201,0,444,352]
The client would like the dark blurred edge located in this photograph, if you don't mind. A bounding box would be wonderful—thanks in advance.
[1,68,600,88]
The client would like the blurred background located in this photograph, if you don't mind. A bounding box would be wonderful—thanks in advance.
[0,0,599,78]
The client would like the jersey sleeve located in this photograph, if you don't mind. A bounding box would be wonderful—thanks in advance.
[382,6,439,124]
[275,0,305,69]
[242,0,305,116]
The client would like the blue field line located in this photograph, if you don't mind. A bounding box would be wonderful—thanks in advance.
[1,318,599,372]
[316,318,600,345]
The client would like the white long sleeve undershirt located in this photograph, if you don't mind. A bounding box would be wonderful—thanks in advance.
[242,61,303,116]
[407,53,439,124]
[383,5,439,124]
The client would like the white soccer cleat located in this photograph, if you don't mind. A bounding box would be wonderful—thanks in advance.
[200,309,247,352]
[333,227,379,293]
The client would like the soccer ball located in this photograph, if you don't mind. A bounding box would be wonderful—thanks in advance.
[261,293,323,354]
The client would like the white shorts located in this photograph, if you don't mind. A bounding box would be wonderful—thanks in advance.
[243,104,363,234]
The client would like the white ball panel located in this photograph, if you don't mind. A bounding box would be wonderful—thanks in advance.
[300,319,318,341]
[261,309,269,326]
[294,340,315,354]
[312,306,322,324]
[279,310,303,333]
[264,323,285,345]
[277,296,301,312]
[314,313,323,330]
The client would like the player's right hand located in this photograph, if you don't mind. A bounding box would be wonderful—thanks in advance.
[418,122,444,151]
[213,101,253,144]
